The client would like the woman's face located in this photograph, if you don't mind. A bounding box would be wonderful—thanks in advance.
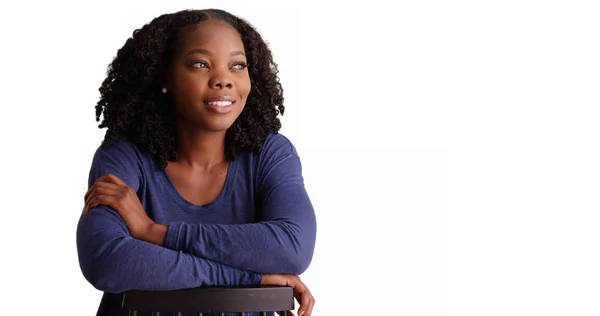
[166,19,251,133]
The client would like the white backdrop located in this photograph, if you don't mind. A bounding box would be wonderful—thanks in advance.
[0,0,598,315]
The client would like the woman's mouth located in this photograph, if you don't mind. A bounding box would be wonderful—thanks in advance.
[203,98,236,114]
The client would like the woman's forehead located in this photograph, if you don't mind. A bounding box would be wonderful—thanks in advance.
[177,20,244,51]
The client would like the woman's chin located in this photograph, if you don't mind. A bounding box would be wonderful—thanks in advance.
[198,120,236,133]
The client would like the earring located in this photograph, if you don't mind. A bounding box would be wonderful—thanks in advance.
[162,88,167,93]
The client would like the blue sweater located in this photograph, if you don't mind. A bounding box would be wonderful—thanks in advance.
[76,133,317,316]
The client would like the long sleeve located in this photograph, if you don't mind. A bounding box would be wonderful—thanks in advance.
[164,134,317,275]
[77,206,262,293]
[76,138,262,293]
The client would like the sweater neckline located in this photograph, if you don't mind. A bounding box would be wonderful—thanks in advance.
[156,158,238,212]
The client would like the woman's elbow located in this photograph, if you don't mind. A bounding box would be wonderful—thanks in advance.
[286,234,316,275]
[80,260,128,294]
[290,257,312,275]
[77,208,132,293]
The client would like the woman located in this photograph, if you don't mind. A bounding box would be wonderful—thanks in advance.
[77,8,317,316]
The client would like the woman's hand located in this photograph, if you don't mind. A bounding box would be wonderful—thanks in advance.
[83,174,155,241]
[262,274,315,316]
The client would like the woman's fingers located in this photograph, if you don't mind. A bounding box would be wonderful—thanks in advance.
[83,182,122,215]
[304,293,315,316]
[291,279,314,316]
[84,174,127,202]
[85,194,119,213]
[297,291,314,316]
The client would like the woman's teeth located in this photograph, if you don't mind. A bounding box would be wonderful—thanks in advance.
[206,101,233,107]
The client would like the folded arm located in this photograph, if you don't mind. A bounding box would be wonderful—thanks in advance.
[77,205,262,293]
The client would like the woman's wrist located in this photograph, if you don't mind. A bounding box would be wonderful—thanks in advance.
[140,223,168,246]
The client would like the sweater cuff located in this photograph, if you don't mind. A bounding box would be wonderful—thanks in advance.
[247,272,263,287]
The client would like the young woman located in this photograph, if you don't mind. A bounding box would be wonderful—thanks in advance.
[77,8,317,316]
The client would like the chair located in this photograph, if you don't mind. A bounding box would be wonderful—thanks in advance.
[122,286,295,316]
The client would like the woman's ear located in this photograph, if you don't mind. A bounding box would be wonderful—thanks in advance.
[159,66,172,93]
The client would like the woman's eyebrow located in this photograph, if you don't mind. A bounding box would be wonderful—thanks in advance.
[186,48,246,57]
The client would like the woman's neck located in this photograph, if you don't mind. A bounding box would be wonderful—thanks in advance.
[175,130,227,170]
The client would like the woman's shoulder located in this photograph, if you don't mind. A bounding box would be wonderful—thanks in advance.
[259,132,299,157]
[94,136,142,156]
[91,136,150,170]
[246,132,302,173]
[87,136,151,189]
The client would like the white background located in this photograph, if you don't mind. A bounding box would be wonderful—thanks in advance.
[0,0,598,315]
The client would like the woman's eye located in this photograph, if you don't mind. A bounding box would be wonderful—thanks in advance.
[190,61,208,69]
[232,62,248,70]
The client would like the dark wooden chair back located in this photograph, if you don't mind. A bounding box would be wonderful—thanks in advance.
[122,286,295,316]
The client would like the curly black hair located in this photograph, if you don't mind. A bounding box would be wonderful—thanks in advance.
[95,9,284,170]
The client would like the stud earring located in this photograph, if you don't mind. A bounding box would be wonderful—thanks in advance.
[162,88,167,93]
